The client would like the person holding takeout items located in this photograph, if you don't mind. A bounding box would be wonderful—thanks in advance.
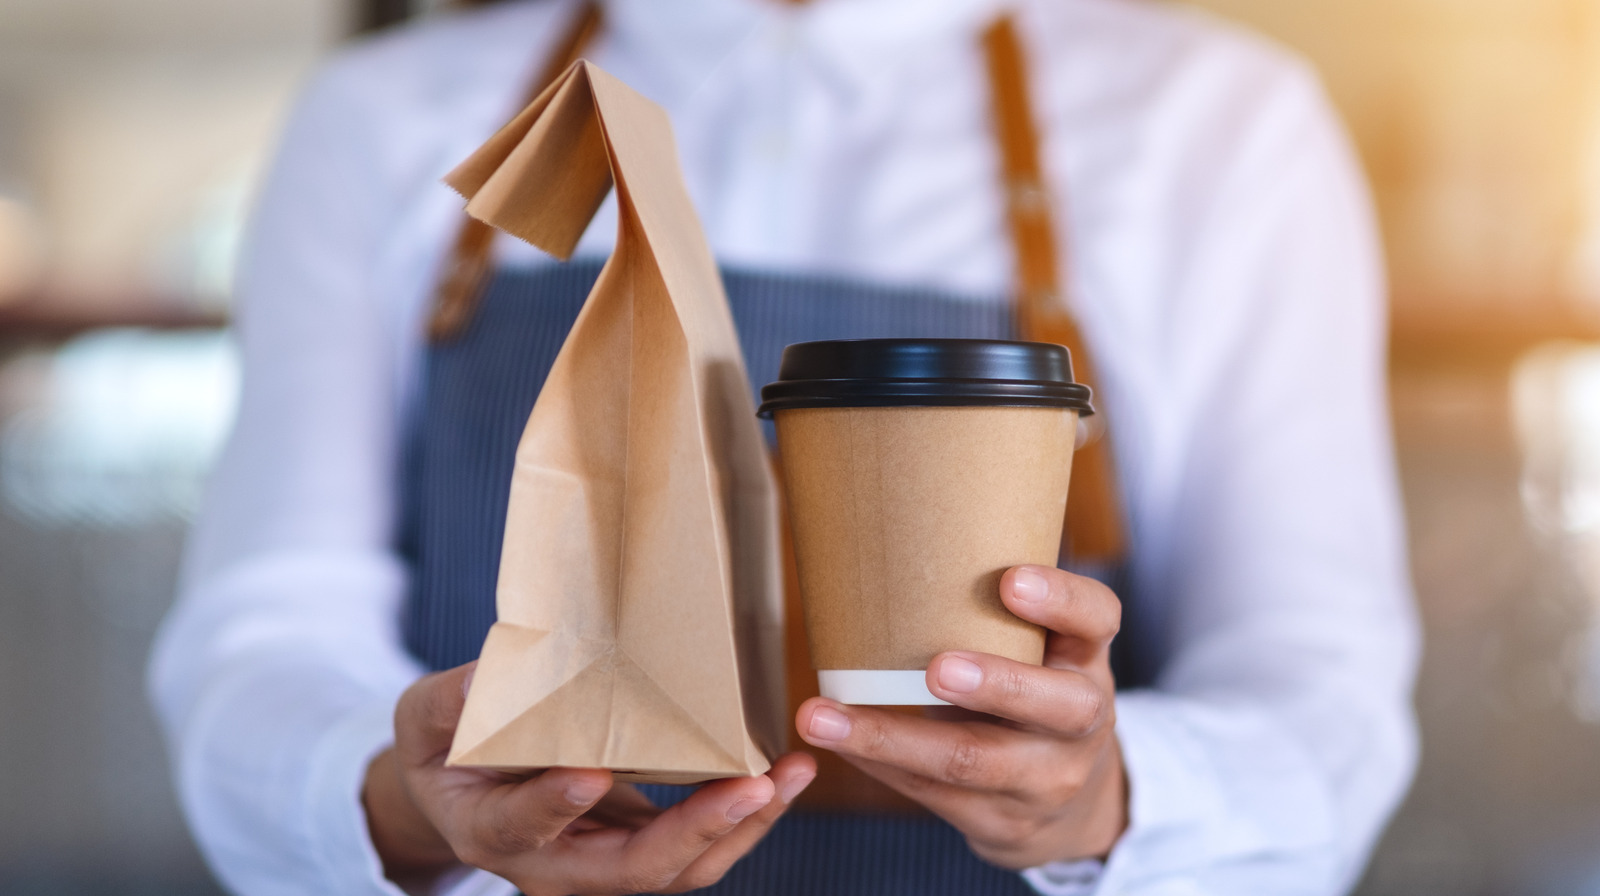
[148,0,1418,894]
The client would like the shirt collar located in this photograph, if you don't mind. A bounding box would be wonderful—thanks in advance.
[600,0,1011,104]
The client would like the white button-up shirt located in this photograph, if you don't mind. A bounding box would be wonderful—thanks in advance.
[148,1,1420,894]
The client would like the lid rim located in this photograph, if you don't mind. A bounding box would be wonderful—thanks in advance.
[758,337,1095,419]
[758,382,1094,418]
[759,397,1093,416]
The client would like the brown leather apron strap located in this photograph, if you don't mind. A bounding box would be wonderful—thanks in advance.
[428,0,603,342]
[982,15,1126,564]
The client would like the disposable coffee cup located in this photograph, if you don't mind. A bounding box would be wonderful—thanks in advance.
[758,339,1094,705]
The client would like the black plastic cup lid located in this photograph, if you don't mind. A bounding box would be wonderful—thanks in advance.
[757,338,1094,418]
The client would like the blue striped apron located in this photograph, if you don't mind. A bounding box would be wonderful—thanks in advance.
[399,259,1053,894]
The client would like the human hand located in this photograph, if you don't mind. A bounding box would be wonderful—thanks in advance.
[364,662,818,895]
[795,565,1126,869]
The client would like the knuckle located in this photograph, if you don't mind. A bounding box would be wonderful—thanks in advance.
[393,685,419,724]
[419,674,451,715]
[407,674,460,736]
[1068,688,1107,732]
[484,806,565,856]
[689,815,736,849]
[966,841,1004,868]
[1061,686,1107,734]
[1055,760,1092,798]
[858,716,895,759]
[941,738,989,787]
[622,866,680,893]
[452,841,497,871]
[993,666,1041,706]
[394,684,429,736]
[666,864,728,893]
[1042,768,1084,806]
[1047,567,1077,598]
[965,830,1027,870]
[1089,585,1122,639]
[1055,572,1088,606]
[896,770,943,797]
[1104,595,1123,631]
[992,809,1047,846]
[1063,578,1120,636]
[1099,608,1122,642]
[490,822,553,856]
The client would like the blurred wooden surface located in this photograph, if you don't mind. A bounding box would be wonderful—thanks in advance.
[0,290,224,337]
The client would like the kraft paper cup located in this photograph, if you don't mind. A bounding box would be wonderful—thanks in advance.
[759,339,1094,705]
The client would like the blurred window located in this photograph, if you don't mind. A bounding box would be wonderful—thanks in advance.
[0,329,237,526]
[0,1,342,891]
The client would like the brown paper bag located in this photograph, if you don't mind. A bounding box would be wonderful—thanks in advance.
[441,60,785,784]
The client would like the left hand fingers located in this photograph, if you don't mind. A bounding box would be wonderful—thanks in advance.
[579,782,660,830]
[925,651,1111,738]
[550,772,776,895]
[797,697,1049,797]
[661,753,817,893]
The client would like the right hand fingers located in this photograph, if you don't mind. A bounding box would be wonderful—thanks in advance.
[549,773,776,895]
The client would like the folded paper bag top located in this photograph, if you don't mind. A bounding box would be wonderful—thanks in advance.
[440,60,785,784]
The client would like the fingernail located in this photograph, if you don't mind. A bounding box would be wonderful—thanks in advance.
[565,779,608,805]
[937,656,984,693]
[461,665,477,699]
[726,796,770,823]
[779,769,817,804]
[1011,568,1049,604]
[806,706,851,743]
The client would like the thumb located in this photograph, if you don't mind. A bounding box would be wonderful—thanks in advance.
[395,661,477,764]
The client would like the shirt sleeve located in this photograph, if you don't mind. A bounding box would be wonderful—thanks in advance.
[1034,65,1418,895]
[143,58,511,896]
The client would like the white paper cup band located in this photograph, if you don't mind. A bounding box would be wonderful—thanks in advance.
[816,670,952,706]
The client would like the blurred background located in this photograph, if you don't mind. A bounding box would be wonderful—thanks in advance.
[1,0,1599,893]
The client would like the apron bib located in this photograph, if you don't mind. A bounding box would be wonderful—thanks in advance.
[399,260,1039,895]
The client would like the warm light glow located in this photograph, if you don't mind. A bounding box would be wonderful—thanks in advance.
[1180,0,1600,322]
